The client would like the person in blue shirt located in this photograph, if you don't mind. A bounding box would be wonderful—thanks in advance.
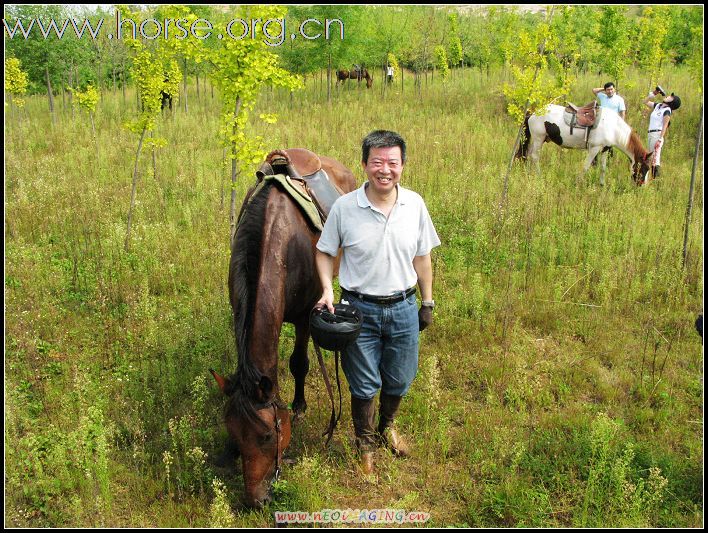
[591,82,627,165]
[592,82,626,120]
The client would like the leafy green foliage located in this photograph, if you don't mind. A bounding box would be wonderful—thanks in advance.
[594,6,634,83]
[124,43,179,135]
[502,10,574,124]
[685,25,703,93]
[636,6,671,86]
[434,46,450,81]
[5,57,30,107]
[68,85,99,113]
[203,6,302,166]
[447,13,463,67]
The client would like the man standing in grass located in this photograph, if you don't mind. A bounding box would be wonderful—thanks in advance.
[592,82,627,120]
[591,82,627,165]
[315,130,440,475]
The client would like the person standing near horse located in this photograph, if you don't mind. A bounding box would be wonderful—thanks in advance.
[592,82,627,120]
[591,82,627,164]
[642,89,681,178]
[315,130,440,475]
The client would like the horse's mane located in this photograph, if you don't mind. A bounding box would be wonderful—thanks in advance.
[627,129,649,160]
[226,180,275,427]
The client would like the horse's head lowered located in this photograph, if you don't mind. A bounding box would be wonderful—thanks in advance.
[632,152,653,185]
[210,369,291,508]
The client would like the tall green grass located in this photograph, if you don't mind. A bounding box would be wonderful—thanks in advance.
[5,64,702,527]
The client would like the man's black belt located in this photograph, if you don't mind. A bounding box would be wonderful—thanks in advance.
[342,286,416,305]
[648,129,662,133]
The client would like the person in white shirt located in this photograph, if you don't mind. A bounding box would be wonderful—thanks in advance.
[642,89,681,178]
[315,130,440,475]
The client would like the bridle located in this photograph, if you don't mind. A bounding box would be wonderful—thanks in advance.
[271,402,282,481]
[252,399,285,482]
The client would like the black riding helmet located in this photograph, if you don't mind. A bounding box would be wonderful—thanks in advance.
[310,303,362,351]
[666,93,681,110]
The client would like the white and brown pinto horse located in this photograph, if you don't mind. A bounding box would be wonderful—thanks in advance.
[516,105,652,186]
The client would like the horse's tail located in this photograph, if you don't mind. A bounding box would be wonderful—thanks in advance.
[516,112,532,160]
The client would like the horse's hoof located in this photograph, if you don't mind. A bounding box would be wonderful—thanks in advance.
[291,403,307,424]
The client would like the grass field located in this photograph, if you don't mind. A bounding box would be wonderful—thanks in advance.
[5,64,703,527]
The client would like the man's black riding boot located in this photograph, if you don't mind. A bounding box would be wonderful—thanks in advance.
[377,393,410,457]
[351,396,376,474]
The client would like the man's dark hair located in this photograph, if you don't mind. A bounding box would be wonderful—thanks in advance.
[604,82,615,90]
[362,130,406,163]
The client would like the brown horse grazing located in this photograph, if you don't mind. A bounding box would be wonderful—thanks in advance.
[211,149,356,508]
[336,68,373,89]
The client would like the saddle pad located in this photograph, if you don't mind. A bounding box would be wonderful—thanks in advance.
[250,174,324,231]
[303,169,341,218]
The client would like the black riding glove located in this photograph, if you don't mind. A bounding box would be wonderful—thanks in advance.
[418,306,433,331]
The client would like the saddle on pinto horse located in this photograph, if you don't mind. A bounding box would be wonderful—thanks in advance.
[254,148,345,230]
[563,101,598,148]
[564,101,598,131]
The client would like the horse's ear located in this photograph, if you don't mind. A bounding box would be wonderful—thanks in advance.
[257,375,274,402]
[210,369,233,395]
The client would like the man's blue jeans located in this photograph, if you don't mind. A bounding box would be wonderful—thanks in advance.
[340,292,419,400]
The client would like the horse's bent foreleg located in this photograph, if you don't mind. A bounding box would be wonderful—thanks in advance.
[583,146,604,175]
[528,136,545,173]
[599,150,609,186]
[289,319,310,422]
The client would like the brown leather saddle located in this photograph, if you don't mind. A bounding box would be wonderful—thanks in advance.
[563,101,599,148]
[564,101,598,130]
[256,148,344,223]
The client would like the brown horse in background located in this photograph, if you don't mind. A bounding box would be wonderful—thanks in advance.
[211,149,356,508]
[336,68,373,88]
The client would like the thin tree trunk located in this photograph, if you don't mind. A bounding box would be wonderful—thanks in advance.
[182,57,188,114]
[97,56,103,100]
[221,147,226,210]
[327,52,331,103]
[46,65,55,125]
[682,104,703,268]
[90,111,96,140]
[151,129,157,182]
[498,7,555,225]
[122,60,127,104]
[90,111,100,162]
[125,127,148,251]
[7,93,15,124]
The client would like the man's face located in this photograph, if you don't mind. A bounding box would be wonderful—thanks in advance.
[605,85,616,97]
[362,146,403,196]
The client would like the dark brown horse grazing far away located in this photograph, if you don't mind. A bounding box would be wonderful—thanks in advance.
[336,68,373,88]
[210,149,356,508]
